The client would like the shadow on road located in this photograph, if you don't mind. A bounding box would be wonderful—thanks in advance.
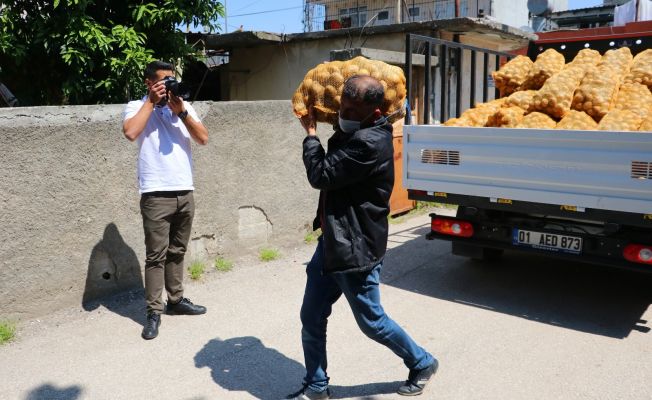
[82,223,144,326]
[194,336,403,399]
[25,383,82,400]
[382,222,652,339]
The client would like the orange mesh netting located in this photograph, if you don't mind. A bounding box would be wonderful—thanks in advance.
[292,57,406,125]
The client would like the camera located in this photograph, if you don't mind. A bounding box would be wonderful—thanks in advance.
[157,76,191,106]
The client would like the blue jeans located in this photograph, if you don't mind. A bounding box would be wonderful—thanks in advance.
[300,239,434,392]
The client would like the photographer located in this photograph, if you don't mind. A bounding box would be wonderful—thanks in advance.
[122,60,209,340]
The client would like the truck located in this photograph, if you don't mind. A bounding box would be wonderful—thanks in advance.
[402,29,652,273]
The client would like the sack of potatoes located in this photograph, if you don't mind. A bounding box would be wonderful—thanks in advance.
[440,46,652,132]
[292,57,407,125]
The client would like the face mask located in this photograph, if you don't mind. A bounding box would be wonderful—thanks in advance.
[338,111,377,133]
[338,116,361,133]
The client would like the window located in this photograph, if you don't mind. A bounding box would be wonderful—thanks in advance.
[339,6,367,27]
[409,7,420,17]
[378,10,389,21]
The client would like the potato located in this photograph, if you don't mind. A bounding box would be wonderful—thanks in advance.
[556,110,598,130]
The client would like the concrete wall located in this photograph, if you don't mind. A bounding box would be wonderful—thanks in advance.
[0,101,318,320]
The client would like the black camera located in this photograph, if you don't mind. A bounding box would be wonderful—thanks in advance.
[157,76,191,106]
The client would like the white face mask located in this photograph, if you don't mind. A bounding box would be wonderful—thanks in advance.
[338,111,377,133]
[338,116,361,133]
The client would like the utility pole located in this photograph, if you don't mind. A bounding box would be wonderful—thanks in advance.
[397,0,402,23]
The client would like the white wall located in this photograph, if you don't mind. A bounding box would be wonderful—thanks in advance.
[491,0,531,30]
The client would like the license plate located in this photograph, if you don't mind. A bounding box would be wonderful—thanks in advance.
[512,229,582,255]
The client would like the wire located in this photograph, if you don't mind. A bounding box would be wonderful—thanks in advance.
[227,6,302,18]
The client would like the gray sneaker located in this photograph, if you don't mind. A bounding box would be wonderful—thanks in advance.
[397,359,439,396]
[286,384,331,400]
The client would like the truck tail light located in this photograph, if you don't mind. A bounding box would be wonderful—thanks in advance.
[623,244,652,265]
[408,189,427,197]
[432,217,474,238]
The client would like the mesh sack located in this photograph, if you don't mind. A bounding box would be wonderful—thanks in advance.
[567,48,602,69]
[292,57,406,125]
[443,117,473,127]
[457,98,506,127]
[515,112,557,129]
[624,49,652,90]
[532,63,594,119]
[598,47,633,74]
[639,113,652,131]
[613,82,652,119]
[598,109,643,131]
[487,106,526,128]
[522,49,566,90]
[492,56,534,97]
[504,90,537,112]
[556,110,598,130]
[571,67,621,120]
[571,48,633,120]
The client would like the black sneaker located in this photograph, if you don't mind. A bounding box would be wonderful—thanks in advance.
[397,359,439,396]
[286,384,331,400]
[166,297,207,315]
[141,313,161,340]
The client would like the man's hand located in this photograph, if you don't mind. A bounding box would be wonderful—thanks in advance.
[148,80,167,105]
[167,92,186,115]
[300,107,317,136]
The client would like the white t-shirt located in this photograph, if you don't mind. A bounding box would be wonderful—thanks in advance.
[123,97,201,194]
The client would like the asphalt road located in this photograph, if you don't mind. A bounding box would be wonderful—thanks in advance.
[1,214,650,400]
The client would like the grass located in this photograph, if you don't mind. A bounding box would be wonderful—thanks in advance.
[259,247,280,262]
[214,257,234,272]
[188,261,206,280]
[304,228,322,244]
[0,321,16,345]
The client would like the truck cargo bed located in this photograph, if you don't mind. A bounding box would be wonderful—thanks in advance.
[403,126,652,216]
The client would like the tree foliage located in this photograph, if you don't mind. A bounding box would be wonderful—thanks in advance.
[0,0,224,105]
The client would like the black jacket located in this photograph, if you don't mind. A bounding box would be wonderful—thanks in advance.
[303,120,394,274]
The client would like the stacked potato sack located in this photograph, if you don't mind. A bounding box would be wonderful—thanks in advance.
[639,113,652,131]
[504,90,537,112]
[612,82,652,118]
[487,106,526,128]
[624,49,652,90]
[571,47,633,120]
[522,49,566,90]
[492,56,533,97]
[532,49,601,119]
[515,112,557,129]
[556,110,598,130]
[292,56,406,125]
[598,110,643,131]
[443,98,506,127]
